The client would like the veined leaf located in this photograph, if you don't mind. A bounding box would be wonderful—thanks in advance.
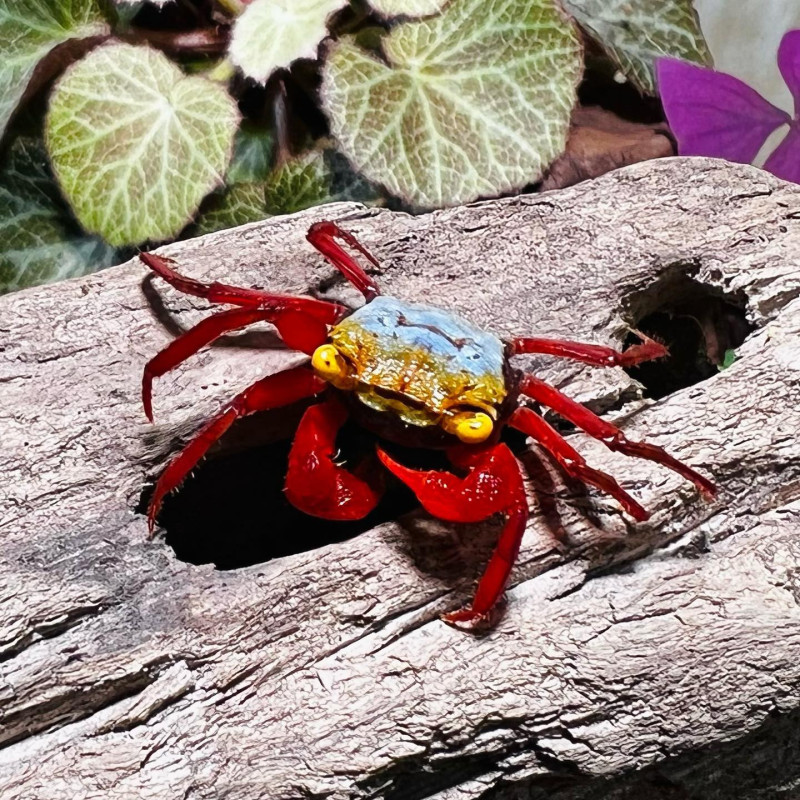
[0,0,109,140]
[191,182,268,237]
[189,145,381,238]
[189,126,273,236]
[562,0,711,93]
[230,0,348,84]
[321,0,582,208]
[190,147,381,237]
[264,148,381,215]
[367,0,449,17]
[46,42,240,246]
[0,138,120,293]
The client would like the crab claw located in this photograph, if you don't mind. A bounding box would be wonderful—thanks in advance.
[376,444,520,523]
[286,396,383,520]
[377,444,530,626]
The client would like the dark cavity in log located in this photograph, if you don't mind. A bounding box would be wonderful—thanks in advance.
[138,417,428,569]
[622,269,754,399]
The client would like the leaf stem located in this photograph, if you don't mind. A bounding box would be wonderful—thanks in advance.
[120,26,230,57]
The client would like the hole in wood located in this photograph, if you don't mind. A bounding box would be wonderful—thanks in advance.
[137,415,437,570]
[139,412,535,570]
[622,270,753,399]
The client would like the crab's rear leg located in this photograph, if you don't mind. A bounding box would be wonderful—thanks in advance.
[511,333,667,367]
[140,252,347,322]
[285,394,383,520]
[143,306,328,421]
[307,222,381,302]
[377,443,529,625]
[147,366,325,536]
[510,406,649,520]
[519,375,716,498]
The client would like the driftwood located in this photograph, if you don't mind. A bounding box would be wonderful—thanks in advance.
[2,157,800,799]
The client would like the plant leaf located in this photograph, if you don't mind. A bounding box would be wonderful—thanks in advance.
[227,125,275,185]
[46,42,240,247]
[191,182,268,237]
[657,58,790,165]
[0,138,120,293]
[321,0,582,208]
[720,349,737,370]
[230,0,348,84]
[367,0,449,18]
[112,2,146,28]
[562,0,711,94]
[0,0,109,140]
[189,147,380,237]
[264,148,381,215]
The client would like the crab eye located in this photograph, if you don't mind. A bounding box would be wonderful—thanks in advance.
[445,410,494,444]
[312,344,348,382]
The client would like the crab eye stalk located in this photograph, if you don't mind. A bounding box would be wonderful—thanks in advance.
[312,344,348,383]
[444,410,494,444]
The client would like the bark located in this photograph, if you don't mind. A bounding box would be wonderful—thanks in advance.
[1,157,800,799]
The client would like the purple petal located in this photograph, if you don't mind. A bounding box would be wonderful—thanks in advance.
[777,30,800,115]
[656,58,790,165]
[763,123,800,183]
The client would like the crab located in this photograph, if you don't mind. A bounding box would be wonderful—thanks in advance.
[140,221,716,626]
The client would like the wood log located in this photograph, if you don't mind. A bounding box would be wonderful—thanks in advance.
[1,157,800,799]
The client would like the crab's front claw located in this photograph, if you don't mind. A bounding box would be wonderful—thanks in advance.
[286,395,383,520]
[377,444,529,627]
[376,444,517,523]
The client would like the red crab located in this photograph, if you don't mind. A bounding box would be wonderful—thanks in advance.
[140,222,716,625]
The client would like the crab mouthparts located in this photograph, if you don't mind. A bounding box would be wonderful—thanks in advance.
[354,385,437,426]
[353,385,495,443]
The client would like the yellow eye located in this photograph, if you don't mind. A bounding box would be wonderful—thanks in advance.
[312,344,348,382]
[445,410,494,443]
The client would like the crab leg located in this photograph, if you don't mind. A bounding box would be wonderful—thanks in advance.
[518,375,717,498]
[140,252,347,322]
[285,394,383,520]
[377,443,529,624]
[510,406,648,520]
[510,333,667,368]
[306,221,382,301]
[147,366,325,536]
[143,307,328,422]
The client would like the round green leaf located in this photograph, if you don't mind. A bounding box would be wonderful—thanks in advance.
[230,0,348,84]
[0,0,109,140]
[367,0,449,17]
[321,0,582,208]
[562,0,711,94]
[46,42,240,246]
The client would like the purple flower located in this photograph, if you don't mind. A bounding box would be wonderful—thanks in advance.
[657,30,800,183]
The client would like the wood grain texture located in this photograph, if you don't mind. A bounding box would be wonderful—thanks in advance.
[1,157,800,799]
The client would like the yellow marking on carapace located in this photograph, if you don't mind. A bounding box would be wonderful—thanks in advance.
[329,322,507,428]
